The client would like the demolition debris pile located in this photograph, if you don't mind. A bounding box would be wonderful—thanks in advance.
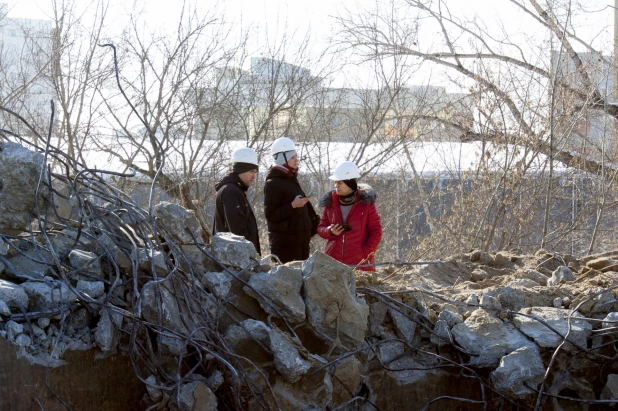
[1,138,618,410]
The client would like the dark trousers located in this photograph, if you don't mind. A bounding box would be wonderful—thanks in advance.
[270,242,310,264]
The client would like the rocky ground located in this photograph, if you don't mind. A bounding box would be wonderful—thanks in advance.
[1,140,618,410]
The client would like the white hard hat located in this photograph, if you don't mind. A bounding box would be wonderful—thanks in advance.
[232,147,259,166]
[329,161,361,180]
[271,137,296,155]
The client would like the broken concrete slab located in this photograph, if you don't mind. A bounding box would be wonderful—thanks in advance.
[179,244,219,274]
[144,374,162,402]
[224,319,272,365]
[377,338,406,363]
[0,299,10,316]
[94,308,119,353]
[452,309,535,366]
[602,312,618,329]
[430,319,451,346]
[470,268,489,282]
[49,230,81,257]
[211,233,257,269]
[479,294,502,311]
[438,307,463,327]
[302,252,369,350]
[206,370,224,392]
[469,250,494,265]
[0,141,47,233]
[589,290,616,314]
[6,320,23,342]
[244,265,306,324]
[21,281,75,311]
[271,358,333,411]
[140,278,189,334]
[37,317,50,328]
[157,335,183,356]
[508,278,540,288]
[0,335,146,410]
[330,355,363,406]
[547,266,575,286]
[494,252,510,267]
[201,272,232,298]
[69,249,103,280]
[484,286,553,311]
[137,248,168,276]
[522,269,549,286]
[178,381,217,411]
[13,334,32,348]
[389,308,417,346]
[5,249,53,281]
[513,307,592,348]
[491,346,545,398]
[76,280,105,298]
[0,279,28,309]
[364,354,462,410]
[269,328,312,383]
[154,201,203,245]
[601,374,618,404]
[369,301,389,336]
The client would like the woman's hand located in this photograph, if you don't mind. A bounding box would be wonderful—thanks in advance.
[291,195,311,208]
[329,224,345,236]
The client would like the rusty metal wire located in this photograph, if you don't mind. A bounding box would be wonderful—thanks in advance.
[2,100,618,408]
[0,104,289,409]
[356,283,618,410]
[0,44,616,411]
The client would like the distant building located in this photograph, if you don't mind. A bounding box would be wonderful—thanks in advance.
[193,57,474,143]
[0,3,53,120]
[552,51,617,155]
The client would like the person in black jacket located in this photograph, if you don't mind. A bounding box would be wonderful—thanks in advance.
[264,137,318,263]
[212,147,261,254]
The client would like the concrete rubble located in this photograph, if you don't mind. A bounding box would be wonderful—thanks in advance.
[1,142,618,410]
[0,141,48,233]
[491,346,545,398]
[153,201,203,245]
[244,265,306,324]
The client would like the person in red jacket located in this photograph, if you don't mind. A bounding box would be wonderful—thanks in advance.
[317,161,383,271]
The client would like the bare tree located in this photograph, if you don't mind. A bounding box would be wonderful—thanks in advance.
[334,0,618,256]
[41,0,111,160]
[91,2,245,212]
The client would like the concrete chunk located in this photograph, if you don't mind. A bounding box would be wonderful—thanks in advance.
[513,307,592,348]
[0,279,28,309]
[491,346,545,398]
[244,266,306,324]
[302,252,368,350]
[0,141,47,232]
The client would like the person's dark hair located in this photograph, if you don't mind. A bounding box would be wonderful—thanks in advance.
[233,162,258,174]
[342,178,357,191]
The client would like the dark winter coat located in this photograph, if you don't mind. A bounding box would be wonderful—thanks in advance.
[212,172,261,255]
[264,166,319,263]
[317,184,383,271]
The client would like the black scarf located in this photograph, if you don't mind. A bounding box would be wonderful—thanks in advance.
[338,191,356,205]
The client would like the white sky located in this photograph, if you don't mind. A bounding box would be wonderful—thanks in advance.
[3,0,615,89]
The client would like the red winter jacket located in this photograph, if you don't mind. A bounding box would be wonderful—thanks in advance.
[317,184,383,271]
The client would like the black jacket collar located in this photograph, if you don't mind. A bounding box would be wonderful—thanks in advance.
[215,172,248,192]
